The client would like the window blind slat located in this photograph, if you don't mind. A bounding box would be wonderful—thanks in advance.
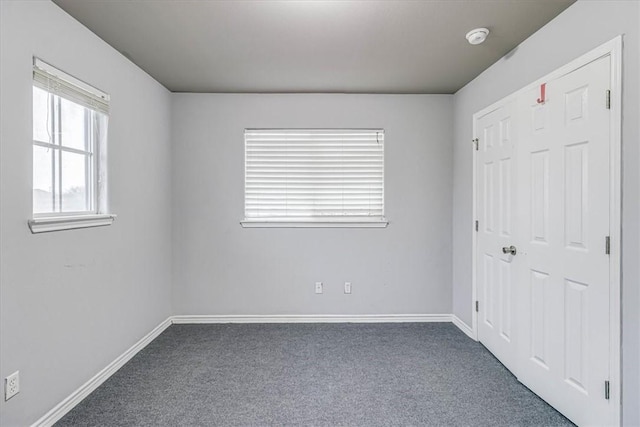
[246,196,383,201]
[245,129,384,221]
[33,58,110,115]
[247,160,382,167]
[246,185,384,190]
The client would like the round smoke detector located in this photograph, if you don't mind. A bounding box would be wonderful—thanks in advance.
[466,28,489,45]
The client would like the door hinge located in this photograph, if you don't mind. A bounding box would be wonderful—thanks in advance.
[475,220,479,232]
[605,236,610,255]
[475,301,479,312]
[605,380,610,400]
[473,138,479,151]
[606,90,611,109]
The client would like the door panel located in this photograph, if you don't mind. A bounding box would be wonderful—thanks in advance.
[498,257,511,340]
[516,55,612,426]
[476,102,518,372]
[530,269,550,369]
[531,150,550,243]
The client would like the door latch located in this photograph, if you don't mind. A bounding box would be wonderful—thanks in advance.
[502,245,517,256]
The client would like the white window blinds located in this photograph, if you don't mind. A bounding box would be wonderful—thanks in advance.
[33,58,110,115]
[244,129,385,223]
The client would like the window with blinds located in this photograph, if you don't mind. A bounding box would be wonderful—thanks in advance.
[243,129,386,227]
[32,58,109,217]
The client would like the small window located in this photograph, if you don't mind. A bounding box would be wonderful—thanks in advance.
[29,59,114,233]
[242,129,387,228]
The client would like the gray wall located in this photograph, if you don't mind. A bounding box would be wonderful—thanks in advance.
[0,2,173,425]
[451,1,639,425]
[171,94,453,316]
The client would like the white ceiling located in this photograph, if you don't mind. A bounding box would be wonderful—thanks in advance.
[53,0,575,94]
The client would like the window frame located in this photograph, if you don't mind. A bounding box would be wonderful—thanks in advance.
[32,90,98,218]
[240,128,388,229]
[29,58,115,233]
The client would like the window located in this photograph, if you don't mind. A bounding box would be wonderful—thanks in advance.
[242,129,387,228]
[29,58,115,233]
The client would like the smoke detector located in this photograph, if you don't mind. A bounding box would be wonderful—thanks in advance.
[466,28,489,45]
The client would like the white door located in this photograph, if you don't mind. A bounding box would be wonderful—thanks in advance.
[475,101,518,373]
[516,55,613,426]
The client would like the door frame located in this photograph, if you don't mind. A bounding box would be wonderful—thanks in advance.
[471,36,622,425]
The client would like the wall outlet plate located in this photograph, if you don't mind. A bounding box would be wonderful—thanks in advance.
[315,282,323,294]
[344,282,352,294]
[5,371,19,401]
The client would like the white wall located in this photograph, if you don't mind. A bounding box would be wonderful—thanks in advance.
[451,1,639,425]
[0,2,173,425]
[171,94,453,316]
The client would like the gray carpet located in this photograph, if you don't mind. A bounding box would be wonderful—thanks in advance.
[56,323,573,426]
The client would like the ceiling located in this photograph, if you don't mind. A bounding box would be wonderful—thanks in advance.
[53,0,575,94]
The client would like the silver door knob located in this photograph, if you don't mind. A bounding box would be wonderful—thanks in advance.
[502,245,517,256]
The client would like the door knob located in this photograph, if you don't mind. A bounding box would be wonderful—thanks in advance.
[502,245,517,256]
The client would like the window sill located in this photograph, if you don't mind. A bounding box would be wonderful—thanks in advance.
[240,219,388,228]
[28,214,117,234]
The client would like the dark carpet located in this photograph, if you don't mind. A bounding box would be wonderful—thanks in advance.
[56,323,573,426]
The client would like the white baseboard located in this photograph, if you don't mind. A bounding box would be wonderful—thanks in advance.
[32,312,462,426]
[451,315,475,340]
[171,313,452,324]
[31,317,173,427]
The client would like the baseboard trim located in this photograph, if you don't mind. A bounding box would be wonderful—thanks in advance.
[451,315,475,340]
[31,317,173,427]
[171,314,452,324]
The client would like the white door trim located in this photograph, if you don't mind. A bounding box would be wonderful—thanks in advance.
[471,35,622,425]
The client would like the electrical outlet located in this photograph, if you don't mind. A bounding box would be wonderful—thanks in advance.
[315,282,323,294]
[5,371,19,401]
[344,282,352,294]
